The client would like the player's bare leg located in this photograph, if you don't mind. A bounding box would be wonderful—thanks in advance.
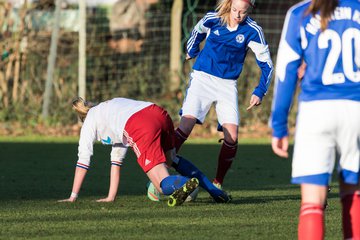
[146,163,170,193]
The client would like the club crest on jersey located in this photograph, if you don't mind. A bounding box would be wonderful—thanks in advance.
[236,34,245,44]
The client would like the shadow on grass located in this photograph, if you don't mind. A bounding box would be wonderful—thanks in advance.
[0,141,340,202]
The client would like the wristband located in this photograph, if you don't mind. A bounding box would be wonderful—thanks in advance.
[70,192,78,198]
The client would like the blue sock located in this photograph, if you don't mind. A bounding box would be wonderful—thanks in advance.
[160,175,189,195]
[172,155,224,198]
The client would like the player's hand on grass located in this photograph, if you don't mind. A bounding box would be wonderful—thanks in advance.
[246,94,261,111]
[58,192,78,202]
[271,136,289,158]
[57,197,77,202]
[96,197,115,202]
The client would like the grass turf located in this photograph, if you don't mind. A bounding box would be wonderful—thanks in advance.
[0,137,342,239]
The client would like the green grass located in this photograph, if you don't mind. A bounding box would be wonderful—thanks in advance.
[0,137,342,239]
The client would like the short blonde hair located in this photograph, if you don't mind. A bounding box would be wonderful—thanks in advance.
[72,97,95,122]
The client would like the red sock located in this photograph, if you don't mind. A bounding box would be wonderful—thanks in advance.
[215,140,237,184]
[174,128,189,153]
[341,191,360,240]
[298,203,324,240]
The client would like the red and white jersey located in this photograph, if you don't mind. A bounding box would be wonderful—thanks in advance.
[76,98,152,169]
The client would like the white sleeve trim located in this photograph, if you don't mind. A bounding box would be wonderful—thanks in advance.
[187,18,210,52]
[248,41,272,63]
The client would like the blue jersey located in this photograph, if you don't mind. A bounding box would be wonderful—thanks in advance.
[272,0,360,138]
[187,12,273,99]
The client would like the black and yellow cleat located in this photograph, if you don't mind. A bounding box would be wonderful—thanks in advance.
[168,178,199,207]
[213,191,232,203]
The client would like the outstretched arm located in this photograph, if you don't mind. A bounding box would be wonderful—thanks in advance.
[97,165,121,202]
[59,110,96,202]
[58,167,88,202]
[96,144,127,202]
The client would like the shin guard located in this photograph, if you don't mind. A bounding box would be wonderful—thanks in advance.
[341,191,360,239]
[174,128,189,153]
[215,139,237,184]
[298,203,324,240]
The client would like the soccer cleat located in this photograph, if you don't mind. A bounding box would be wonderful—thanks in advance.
[213,190,232,203]
[146,181,161,202]
[212,180,222,190]
[185,187,199,202]
[168,178,199,207]
[210,180,231,203]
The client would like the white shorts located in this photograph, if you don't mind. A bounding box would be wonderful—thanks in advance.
[292,100,360,186]
[181,70,239,126]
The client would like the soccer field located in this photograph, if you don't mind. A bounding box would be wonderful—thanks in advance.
[0,137,342,239]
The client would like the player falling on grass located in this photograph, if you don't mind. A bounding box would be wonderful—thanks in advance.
[271,0,360,239]
[174,0,273,190]
[59,97,231,206]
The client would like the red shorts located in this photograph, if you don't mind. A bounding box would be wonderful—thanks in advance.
[124,104,175,172]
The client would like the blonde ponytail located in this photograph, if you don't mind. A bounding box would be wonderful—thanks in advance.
[72,97,95,122]
[216,0,232,26]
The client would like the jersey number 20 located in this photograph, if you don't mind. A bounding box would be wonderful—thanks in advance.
[318,28,360,85]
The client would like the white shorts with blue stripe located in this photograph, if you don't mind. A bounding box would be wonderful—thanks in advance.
[181,70,239,126]
[291,100,360,186]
